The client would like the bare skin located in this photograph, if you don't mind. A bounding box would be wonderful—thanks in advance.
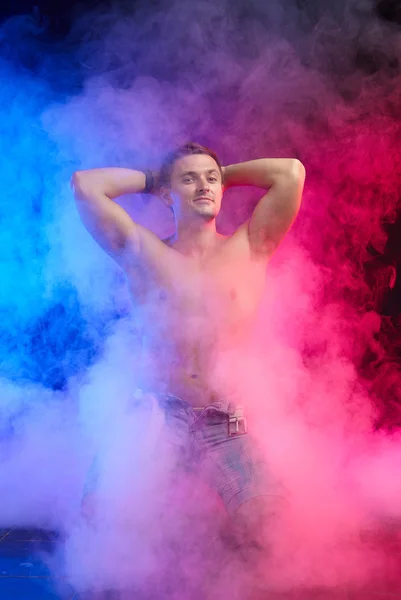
[71,152,305,406]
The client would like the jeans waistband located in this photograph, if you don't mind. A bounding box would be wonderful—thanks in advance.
[133,390,244,417]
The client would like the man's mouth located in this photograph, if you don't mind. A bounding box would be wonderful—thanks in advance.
[194,197,213,202]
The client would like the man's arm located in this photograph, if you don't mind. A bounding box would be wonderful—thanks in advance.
[223,158,305,258]
[71,168,157,268]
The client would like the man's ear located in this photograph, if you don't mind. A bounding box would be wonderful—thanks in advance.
[159,186,173,208]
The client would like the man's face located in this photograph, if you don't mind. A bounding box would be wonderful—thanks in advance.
[164,154,223,223]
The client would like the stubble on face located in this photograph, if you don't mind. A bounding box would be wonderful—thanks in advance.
[170,155,223,222]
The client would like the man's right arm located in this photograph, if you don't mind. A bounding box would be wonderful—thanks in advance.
[71,168,149,268]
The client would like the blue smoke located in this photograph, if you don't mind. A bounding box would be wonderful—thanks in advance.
[0,17,124,391]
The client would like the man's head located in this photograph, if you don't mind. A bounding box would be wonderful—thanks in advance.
[159,142,224,224]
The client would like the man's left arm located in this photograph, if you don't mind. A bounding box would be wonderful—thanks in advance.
[223,158,305,258]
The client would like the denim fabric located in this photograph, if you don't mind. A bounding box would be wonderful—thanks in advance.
[156,393,278,514]
[83,392,281,516]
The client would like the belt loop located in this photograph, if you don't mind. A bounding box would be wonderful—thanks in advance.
[228,405,247,436]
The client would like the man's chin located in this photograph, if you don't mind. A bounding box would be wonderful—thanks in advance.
[199,211,217,222]
[194,206,217,220]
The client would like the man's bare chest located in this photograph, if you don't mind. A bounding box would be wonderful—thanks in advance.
[128,252,266,334]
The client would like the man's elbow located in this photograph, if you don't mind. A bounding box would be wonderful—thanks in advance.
[289,159,306,181]
[70,170,99,201]
[70,170,83,192]
[267,159,306,187]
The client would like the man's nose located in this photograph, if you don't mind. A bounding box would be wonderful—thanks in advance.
[198,179,210,192]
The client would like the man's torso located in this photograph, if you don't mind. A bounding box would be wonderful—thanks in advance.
[125,225,267,406]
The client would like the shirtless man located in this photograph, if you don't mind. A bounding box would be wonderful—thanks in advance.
[71,142,305,594]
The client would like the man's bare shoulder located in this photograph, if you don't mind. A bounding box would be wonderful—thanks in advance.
[124,225,185,287]
[222,222,271,264]
[135,225,179,258]
[124,229,187,300]
[219,223,251,254]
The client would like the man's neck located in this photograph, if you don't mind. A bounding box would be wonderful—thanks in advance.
[173,219,223,257]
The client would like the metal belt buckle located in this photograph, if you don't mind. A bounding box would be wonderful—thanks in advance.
[228,413,248,436]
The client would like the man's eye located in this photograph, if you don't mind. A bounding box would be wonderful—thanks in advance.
[208,177,217,182]
[183,178,193,183]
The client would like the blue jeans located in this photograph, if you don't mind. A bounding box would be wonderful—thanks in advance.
[159,393,279,515]
[83,392,281,516]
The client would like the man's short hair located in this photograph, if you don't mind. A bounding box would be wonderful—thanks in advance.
[159,142,223,188]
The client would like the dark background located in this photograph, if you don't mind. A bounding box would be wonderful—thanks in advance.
[2,0,401,35]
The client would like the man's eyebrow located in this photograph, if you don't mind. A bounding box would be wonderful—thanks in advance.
[180,169,219,177]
